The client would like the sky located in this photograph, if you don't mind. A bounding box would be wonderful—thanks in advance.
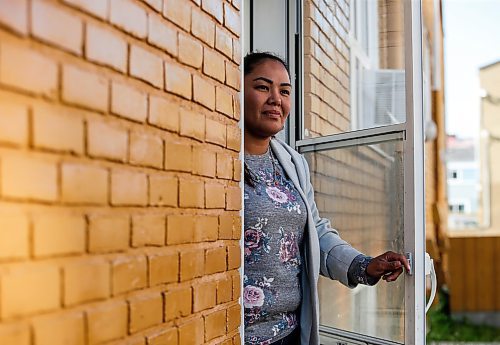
[443,0,500,139]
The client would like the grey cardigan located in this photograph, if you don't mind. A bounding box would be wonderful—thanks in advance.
[269,138,362,345]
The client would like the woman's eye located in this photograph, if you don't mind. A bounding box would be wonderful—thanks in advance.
[281,89,291,96]
[256,85,269,91]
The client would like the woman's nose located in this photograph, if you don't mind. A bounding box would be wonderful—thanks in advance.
[267,88,281,105]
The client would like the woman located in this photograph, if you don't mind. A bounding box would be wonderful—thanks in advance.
[243,52,410,345]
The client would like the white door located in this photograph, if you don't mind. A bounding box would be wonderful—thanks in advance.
[243,1,426,344]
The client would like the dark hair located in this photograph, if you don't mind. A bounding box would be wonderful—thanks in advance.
[243,52,289,188]
[244,51,290,77]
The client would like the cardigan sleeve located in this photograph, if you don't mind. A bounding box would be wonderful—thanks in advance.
[300,154,364,288]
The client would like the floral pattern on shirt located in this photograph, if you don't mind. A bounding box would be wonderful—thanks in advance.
[277,227,301,270]
[244,217,272,264]
[250,167,302,215]
[244,275,276,326]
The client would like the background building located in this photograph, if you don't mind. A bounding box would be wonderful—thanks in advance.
[446,135,480,229]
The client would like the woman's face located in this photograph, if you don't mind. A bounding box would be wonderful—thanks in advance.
[244,59,291,139]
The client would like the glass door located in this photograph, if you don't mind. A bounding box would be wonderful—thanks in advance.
[295,1,425,344]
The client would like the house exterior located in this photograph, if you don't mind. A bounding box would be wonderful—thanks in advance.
[0,0,448,344]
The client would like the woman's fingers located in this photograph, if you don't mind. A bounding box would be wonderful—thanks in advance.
[367,251,410,282]
[382,267,403,282]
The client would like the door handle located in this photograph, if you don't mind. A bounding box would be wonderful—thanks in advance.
[425,252,437,313]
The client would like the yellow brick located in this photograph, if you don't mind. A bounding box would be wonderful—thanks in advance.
[233,157,242,181]
[233,37,241,64]
[227,244,241,270]
[178,33,203,68]
[130,132,163,169]
[143,0,162,12]
[180,108,205,141]
[87,301,128,345]
[179,318,204,345]
[0,0,28,35]
[193,74,215,110]
[201,0,223,23]
[62,0,108,20]
[132,214,166,247]
[216,152,233,179]
[148,95,180,132]
[130,45,163,88]
[233,333,242,345]
[88,120,128,162]
[225,61,240,90]
[111,81,148,122]
[64,259,110,306]
[194,216,218,242]
[0,43,57,97]
[32,0,83,55]
[226,186,241,210]
[205,183,226,209]
[0,102,29,146]
[33,213,85,257]
[148,14,177,56]
[0,211,29,260]
[180,249,204,281]
[164,141,192,172]
[149,175,178,207]
[166,215,194,245]
[227,125,241,151]
[179,179,205,208]
[216,86,233,117]
[147,328,177,345]
[216,276,232,304]
[109,0,147,38]
[1,153,58,201]
[33,311,85,345]
[203,48,225,83]
[215,26,232,58]
[205,246,226,274]
[218,214,233,240]
[111,170,148,206]
[62,64,108,111]
[163,0,191,31]
[193,281,216,312]
[204,309,226,341]
[191,8,215,46]
[33,104,84,154]
[224,2,240,36]
[232,273,241,299]
[164,287,192,320]
[88,214,130,253]
[193,146,216,177]
[0,323,30,345]
[233,94,241,120]
[129,292,163,333]
[206,118,226,147]
[112,255,148,295]
[165,62,192,99]
[61,163,108,204]
[227,304,241,332]
[86,23,127,72]
[233,216,242,239]
[148,252,178,286]
[0,264,60,318]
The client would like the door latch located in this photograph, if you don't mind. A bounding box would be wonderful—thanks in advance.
[405,252,413,276]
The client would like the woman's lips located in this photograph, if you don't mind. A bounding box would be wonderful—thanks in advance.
[262,111,281,119]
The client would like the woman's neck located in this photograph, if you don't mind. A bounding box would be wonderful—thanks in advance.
[244,132,271,155]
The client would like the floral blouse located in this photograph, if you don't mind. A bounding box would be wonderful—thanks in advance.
[244,148,307,345]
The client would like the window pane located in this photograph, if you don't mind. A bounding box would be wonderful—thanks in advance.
[303,0,406,138]
[303,138,405,344]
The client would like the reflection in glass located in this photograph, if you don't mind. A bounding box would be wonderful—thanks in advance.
[304,139,405,343]
[303,0,406,138]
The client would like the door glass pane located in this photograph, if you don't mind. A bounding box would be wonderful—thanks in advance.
[303,138,405,343]
[303,0,406,138]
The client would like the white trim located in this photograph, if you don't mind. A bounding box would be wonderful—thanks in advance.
[403,0,426,344]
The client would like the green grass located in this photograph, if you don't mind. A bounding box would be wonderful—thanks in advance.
[426,290,500,342]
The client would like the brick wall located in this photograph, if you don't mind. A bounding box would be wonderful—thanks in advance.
[0,1,242,344]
